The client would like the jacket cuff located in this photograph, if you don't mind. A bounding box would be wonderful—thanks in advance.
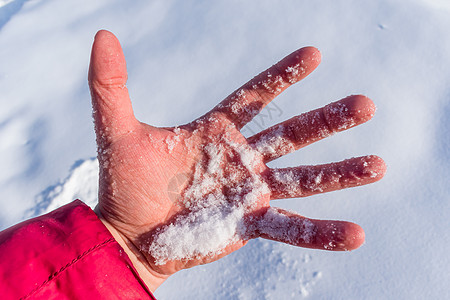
[0,200,156,299]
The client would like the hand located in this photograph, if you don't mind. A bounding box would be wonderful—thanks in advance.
[89,30,386,291]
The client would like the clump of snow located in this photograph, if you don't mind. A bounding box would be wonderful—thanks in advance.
[260,74,286,94]
[256,207,315,244]
[226,89,252,118]
[165,127,183,153]
[285,62,306,83]
[271,167,323,197]
[173,126,182,135]
[165,134,180,153]
[324,101,357,131]
[143,130,270,265]
[253,125,295,157]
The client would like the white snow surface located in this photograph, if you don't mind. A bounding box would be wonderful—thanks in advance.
[0,0,449,299]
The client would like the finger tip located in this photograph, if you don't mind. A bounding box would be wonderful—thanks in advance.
[364,155,387,181]
[343,222,365,251]
[353,94,376,111]
[303,46,321,59]
[286,46,321,76]
[319,221,365,251]
[92,29,121,54]
[89,29,127,86]
[300,46,322,68]
[324,95,377,131]
[343,95,376,123]
[94,29,117,42]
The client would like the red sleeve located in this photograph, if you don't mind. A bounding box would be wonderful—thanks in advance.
[0,200,156,299]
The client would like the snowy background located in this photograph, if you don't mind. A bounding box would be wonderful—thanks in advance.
[1,0,449,299]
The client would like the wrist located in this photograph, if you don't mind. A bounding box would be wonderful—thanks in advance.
[94,205,169,292]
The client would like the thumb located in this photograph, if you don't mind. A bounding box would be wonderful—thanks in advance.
[89,30,138,143]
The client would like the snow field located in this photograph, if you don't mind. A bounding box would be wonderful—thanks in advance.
[0,0,449,299]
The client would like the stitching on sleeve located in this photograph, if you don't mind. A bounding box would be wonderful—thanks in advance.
[20,237,115,300]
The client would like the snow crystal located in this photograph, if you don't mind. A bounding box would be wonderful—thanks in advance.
[230,89,246,114]
[257,73,286,94]
[204,143,225,175]
[314,171,323,185]
[148,133,154,142]
[325,102,357,131]
[165,129,181,153]
[285,62,305,83]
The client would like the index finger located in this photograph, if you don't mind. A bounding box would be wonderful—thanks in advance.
[206,47,321,129]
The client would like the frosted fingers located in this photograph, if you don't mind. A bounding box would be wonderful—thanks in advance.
[266,156,386,200]
[248,95,376,162]
[252,207,365,251]
[207,47,321,129]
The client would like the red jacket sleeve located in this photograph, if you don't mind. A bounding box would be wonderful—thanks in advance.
[0,200,156,299]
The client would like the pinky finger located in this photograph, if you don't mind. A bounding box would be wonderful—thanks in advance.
[250,207,365,251]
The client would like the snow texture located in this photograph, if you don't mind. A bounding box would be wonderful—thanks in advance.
[254,125,296,157]
[0,0,449,299]
[145,130,270,265]
[257,207,315,245]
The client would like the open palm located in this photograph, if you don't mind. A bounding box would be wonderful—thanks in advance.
[89,30,385,291]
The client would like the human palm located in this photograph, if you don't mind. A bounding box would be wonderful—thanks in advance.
[89,30,385,290]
